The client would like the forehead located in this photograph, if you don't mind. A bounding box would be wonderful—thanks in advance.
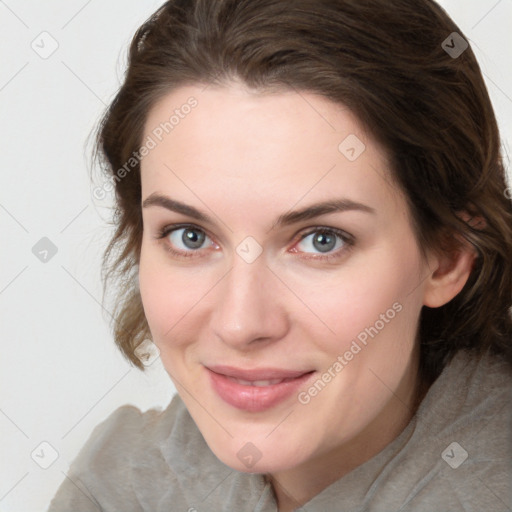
[140,83,402,223]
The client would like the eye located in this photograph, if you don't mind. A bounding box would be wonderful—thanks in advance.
[169,226,208,250]
[156,224,218,258]
[293,228,352,257]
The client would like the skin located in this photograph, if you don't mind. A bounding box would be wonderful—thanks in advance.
[138,82,475,511]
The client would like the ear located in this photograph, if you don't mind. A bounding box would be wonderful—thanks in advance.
[423,236,478,308]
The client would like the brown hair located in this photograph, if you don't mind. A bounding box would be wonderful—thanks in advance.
[92,0,512,381]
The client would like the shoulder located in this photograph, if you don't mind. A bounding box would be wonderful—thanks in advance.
[421,347,510,400]
[47,395,189,511]
[49,395,188,511]
[347,350,512,511]
[400,349,512,510]
[432,348,512,417]
[73,394,184,474]
[417,348,512,445]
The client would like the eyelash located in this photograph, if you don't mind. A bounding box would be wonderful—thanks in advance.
[154,223,354,262]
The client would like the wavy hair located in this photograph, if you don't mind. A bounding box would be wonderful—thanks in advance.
[92,0,512,381]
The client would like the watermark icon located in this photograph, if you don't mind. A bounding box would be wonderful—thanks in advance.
[31,31,59,59]
[32,237,58,263]
[338,134,366,162]
[236,236,263,264]
[441,441,468,469]
[237,442,262,468]
[31,441,59,469]
[298,301,403,404]
[92,96,198,201]
[134,338,160,366]
[441,32,468,59]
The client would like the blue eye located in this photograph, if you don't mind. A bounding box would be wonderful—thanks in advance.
[168,227,208,251]
[155,224,353,262]
[157,224,217,258]
[295,228,351,255]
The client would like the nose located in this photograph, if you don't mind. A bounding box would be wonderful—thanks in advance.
[209,256,290,349]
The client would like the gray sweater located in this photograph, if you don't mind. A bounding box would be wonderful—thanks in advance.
[48,349,512,511]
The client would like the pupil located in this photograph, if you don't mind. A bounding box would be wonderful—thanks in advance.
[313,232,335,253]
[183,229,205,249]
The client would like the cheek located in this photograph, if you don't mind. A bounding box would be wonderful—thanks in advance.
[138,248,217,348]
[300,248,423,352]
[138,252,187,342]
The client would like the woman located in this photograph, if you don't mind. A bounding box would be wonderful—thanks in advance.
[49,0,512,510]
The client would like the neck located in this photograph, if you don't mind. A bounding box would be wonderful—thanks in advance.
[267,345,429,511]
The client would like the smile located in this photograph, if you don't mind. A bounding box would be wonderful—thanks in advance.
[205,365,316,412]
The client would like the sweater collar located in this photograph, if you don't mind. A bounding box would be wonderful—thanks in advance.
[157,395,277,510]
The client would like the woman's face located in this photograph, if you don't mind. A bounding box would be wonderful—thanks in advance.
[138,83,433,474]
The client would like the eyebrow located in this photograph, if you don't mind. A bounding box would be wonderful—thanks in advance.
[142,192,376,229]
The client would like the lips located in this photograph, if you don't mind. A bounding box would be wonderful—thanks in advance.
[226,377,292,387]
[206,365,315,412]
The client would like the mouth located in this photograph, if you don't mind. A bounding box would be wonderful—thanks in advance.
[205,365,316,412]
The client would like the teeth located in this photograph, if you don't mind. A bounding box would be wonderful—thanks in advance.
[230,377,285,386]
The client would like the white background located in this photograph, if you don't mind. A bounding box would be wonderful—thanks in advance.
[1,1,511,511]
